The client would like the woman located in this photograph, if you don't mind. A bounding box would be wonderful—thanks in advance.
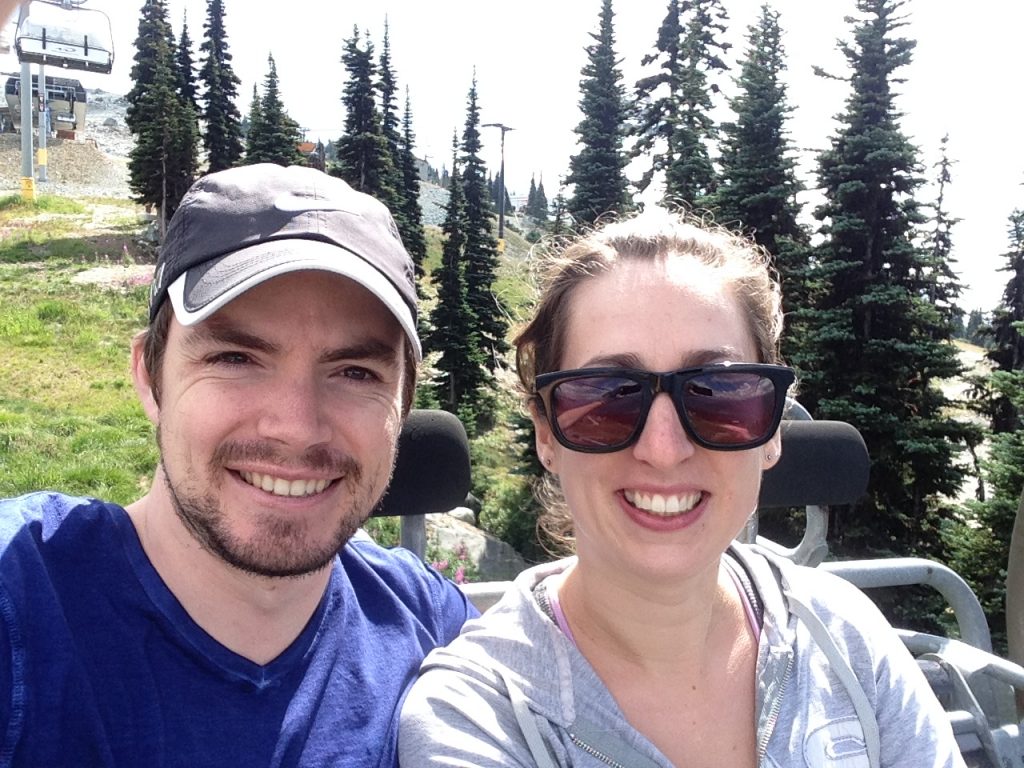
[400,210,963,767]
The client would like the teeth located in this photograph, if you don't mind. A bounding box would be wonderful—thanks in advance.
[625,489,702,516]
[240,471,329,497]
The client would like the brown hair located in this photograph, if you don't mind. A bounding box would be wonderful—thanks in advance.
[514,209,785,549]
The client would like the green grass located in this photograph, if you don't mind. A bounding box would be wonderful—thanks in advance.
[0,197,157,506]
[0,200,540,556]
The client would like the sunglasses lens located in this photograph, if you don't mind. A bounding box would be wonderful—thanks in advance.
[682,371,778,447]
[550,375,644,449]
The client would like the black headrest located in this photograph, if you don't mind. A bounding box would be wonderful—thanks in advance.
[372,410,471,518]
[759,420,869,508]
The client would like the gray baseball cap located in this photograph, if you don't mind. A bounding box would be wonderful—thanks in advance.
[149,163,421,359]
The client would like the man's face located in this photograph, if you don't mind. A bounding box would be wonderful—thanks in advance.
[136,271,406,578]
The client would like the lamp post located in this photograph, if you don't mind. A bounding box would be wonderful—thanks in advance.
[482,122,514,245]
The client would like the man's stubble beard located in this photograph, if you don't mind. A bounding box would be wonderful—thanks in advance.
[157,427,395,579]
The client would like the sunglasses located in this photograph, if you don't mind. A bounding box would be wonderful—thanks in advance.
[534,363,795,453]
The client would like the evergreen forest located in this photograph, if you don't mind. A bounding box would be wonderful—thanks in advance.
[126,0,1024,646]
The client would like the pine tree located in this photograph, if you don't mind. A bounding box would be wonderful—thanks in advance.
[534,176,549,222]
[244,54,303,167]
[710,4,809,365]
[632,0,730,205]
[244,83,263,154]
[800,0,970,589]
[950,210,1024,651]
[399,89,428,278]
[920,134,963,333]
[175,11,198,112]
[126,0,198,228]
[334,27,397,203]
[376,19,407,215]
[985,211,1024,432]
[566,0,632,229]
[198,0,243,172]
[426,135,487,421]
[459,76,508,379]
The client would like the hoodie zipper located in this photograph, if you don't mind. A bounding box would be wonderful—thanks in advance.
[756,652,794,762]
[569,732,631,768]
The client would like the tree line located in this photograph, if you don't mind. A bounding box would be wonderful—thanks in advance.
[125,0,1024,644]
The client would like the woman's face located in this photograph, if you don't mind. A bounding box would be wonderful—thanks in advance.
[532,254,781,585]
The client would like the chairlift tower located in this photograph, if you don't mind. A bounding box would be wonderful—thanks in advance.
[13,0,114,198]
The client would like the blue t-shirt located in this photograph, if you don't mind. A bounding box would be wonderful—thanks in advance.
[0,492,476,767]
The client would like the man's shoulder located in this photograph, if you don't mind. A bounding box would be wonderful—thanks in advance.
[337,529,477,628]
[0,492,120,548]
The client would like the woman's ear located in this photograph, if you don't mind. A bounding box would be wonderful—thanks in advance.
[529,399,558,473]
[761,429,783,471]
[130,332,160,425]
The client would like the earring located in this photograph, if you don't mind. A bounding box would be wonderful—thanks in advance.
[543,456,552,467]
[765,452,773,461]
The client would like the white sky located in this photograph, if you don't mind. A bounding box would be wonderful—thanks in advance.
[3,0,1021,312]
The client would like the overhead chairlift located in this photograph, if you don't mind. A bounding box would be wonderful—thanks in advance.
[15,0,113,75]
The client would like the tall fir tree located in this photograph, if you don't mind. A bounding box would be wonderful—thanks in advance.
[950,209,1024,651]
[984,210,1024,433]
[801,0,969,591]
[126,0,198,228]
[534,176,549,221]
[244,54,303,167]
[399,89,428,278]
[710,3,809,365]
[459,76,508,380]
[565,0,632,229]
[198,0,243,172]
[376,19,407,215]
[920,134,963,333]
[175,11,198,113]
[632,0,730,205]
[334,27,397,203]
[425,134,487,423]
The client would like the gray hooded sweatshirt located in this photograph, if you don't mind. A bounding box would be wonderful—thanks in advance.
[399,545,964,767]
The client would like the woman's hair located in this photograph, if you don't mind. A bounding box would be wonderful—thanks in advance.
[514,208,785,550]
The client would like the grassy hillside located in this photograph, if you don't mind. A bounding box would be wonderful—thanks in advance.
[0,193,542,557]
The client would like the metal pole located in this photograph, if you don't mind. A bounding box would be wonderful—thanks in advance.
[482,123,514,248]
[497,130,506,240]
[17,2,34,200]
[36,62,47,183]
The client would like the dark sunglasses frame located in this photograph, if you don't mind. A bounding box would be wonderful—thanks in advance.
[534,363,796,454]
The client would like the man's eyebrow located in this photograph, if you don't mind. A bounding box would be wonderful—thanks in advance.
[320,339,402,366]
[581,347,746,370]
[182,321,279,355]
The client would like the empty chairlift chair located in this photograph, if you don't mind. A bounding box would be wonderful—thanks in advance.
[15,1,114,74]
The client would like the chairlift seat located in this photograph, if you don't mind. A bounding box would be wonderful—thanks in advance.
[15,1,113,74]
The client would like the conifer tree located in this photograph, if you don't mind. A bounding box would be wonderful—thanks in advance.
[245,83,263,152]
[175,11,198,112]
[566,0,632,229]
[334,27,397,202]
[800,0,969,583]
[632,0,730,205]
[399,89,428,277]
[198,0,243,172]
[710,4,809,364]
[534,176,549,222]
[244,54,303,167]
[920,134,963,333]
[459,77,508,378]
[376,20,407,215]
[426,135,487,422]
[127,0,198,227]
[950,209,1024,650]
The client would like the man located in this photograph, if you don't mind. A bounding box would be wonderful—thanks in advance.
[0,164,476,766]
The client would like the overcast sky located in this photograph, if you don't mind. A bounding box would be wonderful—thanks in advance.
[3,1,1021,311]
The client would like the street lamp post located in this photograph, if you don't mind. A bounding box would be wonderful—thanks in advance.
[482,122,514,244]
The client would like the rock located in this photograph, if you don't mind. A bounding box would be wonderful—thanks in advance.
[447,506,476,525]
[426,513,528,581]
[103,117,118,127]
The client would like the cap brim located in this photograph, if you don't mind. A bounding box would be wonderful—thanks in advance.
[166,239,422,360]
